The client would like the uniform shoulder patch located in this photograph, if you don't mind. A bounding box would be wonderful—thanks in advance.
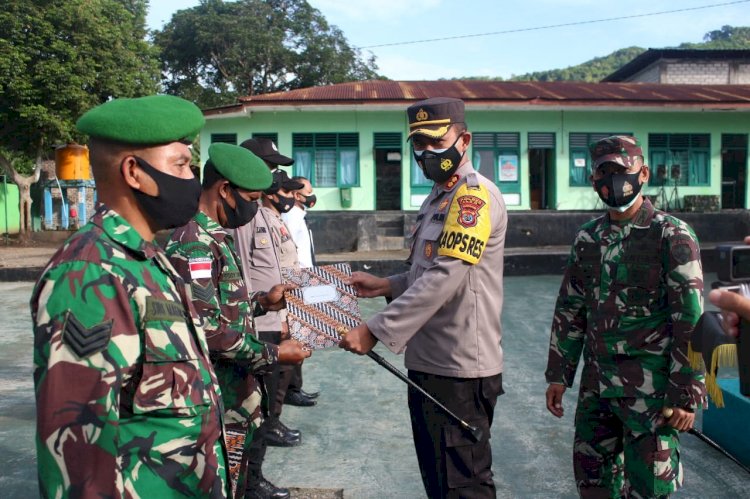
[670,234,698,265]
[61,311,113,359]
[437,183,492,265]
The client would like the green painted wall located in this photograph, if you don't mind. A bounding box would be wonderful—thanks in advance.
[0,180,20,234]
[202,108,749,211]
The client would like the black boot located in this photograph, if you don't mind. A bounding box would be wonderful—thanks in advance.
[276,420,301,439]
[283,390,316,407]
[263,419,301,447]
[246,477,290,499]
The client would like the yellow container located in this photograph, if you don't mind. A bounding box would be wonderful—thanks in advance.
[55,143,91,180]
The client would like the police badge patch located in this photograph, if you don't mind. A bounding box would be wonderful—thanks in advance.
[437,183,492,265]
[456,195,486,228]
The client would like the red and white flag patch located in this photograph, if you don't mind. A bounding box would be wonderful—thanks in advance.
[189,257,212,279]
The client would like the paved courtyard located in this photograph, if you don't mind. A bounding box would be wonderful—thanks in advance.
[0,275,747,498]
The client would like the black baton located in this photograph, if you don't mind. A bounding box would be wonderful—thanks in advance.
[663,407,750,475]
[366,351,483,443]
[687,428,750,475]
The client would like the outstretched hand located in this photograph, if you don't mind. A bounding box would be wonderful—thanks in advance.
[278,339,312,364]
[709,288,750,338]
[347,272,391,298]
[262,283,297,312]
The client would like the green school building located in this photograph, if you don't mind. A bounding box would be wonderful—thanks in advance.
[202,79,750,212]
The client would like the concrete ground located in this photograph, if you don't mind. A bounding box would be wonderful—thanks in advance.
[1,276,748,498]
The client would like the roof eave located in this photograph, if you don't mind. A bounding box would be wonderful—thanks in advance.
[204,101,750,118]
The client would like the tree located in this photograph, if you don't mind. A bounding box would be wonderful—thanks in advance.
[154,0,380,108]
[682,25,750,49]
[0,0,160,173]
[508,47,647,82]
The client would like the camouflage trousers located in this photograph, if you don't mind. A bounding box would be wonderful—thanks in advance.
[574,389,682,499]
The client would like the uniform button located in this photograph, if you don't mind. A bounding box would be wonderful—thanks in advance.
[680,394,689,399]
[390,341,396,346]
[546,370,554,375]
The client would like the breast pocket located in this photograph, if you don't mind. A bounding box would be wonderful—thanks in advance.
[251,234,276,268]
[413,223,443,268]
[614,263,661,316]
[135,306,211,417]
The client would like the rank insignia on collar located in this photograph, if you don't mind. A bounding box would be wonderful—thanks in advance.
[456,195,486,228]
[443,174,460,191]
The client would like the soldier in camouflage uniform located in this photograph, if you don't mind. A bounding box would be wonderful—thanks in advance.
[30,96,230,497]
[545,136,706,498]
[165,143,310,499]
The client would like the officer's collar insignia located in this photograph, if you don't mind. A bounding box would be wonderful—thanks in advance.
[416,108,428,122]
[443,174,460,191]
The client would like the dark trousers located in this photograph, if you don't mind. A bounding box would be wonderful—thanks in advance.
[246,330,282,485]
[256,331,293,418]
[288,364,303,392]
[407,370,503,499]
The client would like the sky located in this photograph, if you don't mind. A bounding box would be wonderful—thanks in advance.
[146,0,750,80]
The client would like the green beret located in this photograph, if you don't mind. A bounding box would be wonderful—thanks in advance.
[76,95,205,144]
[208,143,272,191]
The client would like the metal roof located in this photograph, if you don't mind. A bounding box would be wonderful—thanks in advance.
[204,79,750,116]
[603,48,750,82]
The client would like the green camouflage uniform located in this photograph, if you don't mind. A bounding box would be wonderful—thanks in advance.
[546,198,706,498]
[31,204,229,498]
[166,210,278,497]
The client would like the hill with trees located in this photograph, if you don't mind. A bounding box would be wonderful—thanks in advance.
[458,25,750,82]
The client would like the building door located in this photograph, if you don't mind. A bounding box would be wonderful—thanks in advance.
[528,133,556,210]
[374,133,402,210]
[722,134,748,209]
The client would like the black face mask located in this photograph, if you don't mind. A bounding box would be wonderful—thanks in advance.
[593,169,643,212]
[412,134,465,184]
[221,185,259,229]
[269,194,295,213]
[300,193,316,209]
[130,156,201,230]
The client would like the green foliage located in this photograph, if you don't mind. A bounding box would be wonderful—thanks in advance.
[0,0,160,171]
[509,47,647,82]
[681,25,750,49]
[457,25,750,82]
[153,0,381,108]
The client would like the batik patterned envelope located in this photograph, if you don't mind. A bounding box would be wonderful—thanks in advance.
[282,263,360,349]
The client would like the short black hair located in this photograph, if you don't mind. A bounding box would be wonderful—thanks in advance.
[201,160,225,188]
